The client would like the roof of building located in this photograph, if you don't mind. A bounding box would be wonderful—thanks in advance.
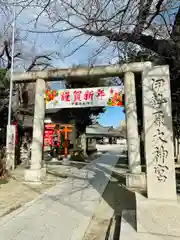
[86,122,123,137]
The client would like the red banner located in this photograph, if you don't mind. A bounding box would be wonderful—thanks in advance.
[44,124,60,146]
[44,124,73,148]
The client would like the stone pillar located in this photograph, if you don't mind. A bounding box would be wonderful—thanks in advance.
[24,79,46,183]
[142,65,176,200]
[80,133,87,158]
[70,120,77,150]
[174,136,178,162]
[177,138,180,163]
[136,65,180,238]
[124,72,145,189]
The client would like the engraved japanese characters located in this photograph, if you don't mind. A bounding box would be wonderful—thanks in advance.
[151,78,169,182]
[45,86,123,109]
[142,65,176,200]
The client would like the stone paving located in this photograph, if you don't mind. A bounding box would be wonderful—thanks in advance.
[0,149,120,240]
[120,210,180,240]
[0,155,93,218]
[0,162,75,218]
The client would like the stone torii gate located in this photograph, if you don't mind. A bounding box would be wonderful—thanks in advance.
[11,62,175,192]
[11,62,180,237]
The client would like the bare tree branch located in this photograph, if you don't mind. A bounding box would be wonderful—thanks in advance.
[26,55,51,71]
[134,0,154,34]
[172,7,180,45]
[145,0,165,29]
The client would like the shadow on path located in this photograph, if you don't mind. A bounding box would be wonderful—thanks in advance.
[42,154,137,240]
[88,157,136,240]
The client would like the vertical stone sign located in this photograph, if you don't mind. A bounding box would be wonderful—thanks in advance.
[142,65,176,200]
[6,125,16,170]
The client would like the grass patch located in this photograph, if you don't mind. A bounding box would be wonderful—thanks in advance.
[0,179,8,185]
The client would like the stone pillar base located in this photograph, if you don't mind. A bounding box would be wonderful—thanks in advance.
[136,193,180,237]
[24,167,46,184]
[62,157,70,165]
[126,172,146,189]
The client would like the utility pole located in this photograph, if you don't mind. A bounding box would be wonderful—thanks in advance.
[6,1,16,170]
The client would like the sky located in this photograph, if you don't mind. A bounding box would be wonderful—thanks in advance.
[2,3,132,128]
[8,0,178,128]
[7,1,178,128]
[12,7,125,128]
[98,107,125,128]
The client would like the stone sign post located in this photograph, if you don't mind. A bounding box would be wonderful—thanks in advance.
[135,65,180,237]
[142,65,176,200]
[6,124,16,170]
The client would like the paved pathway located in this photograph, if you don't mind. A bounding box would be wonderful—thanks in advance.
[0,150,120,240]
[120,210,180,240]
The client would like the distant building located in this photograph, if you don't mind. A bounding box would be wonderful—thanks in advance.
[86,123,123,138]
[120,120,126,129]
